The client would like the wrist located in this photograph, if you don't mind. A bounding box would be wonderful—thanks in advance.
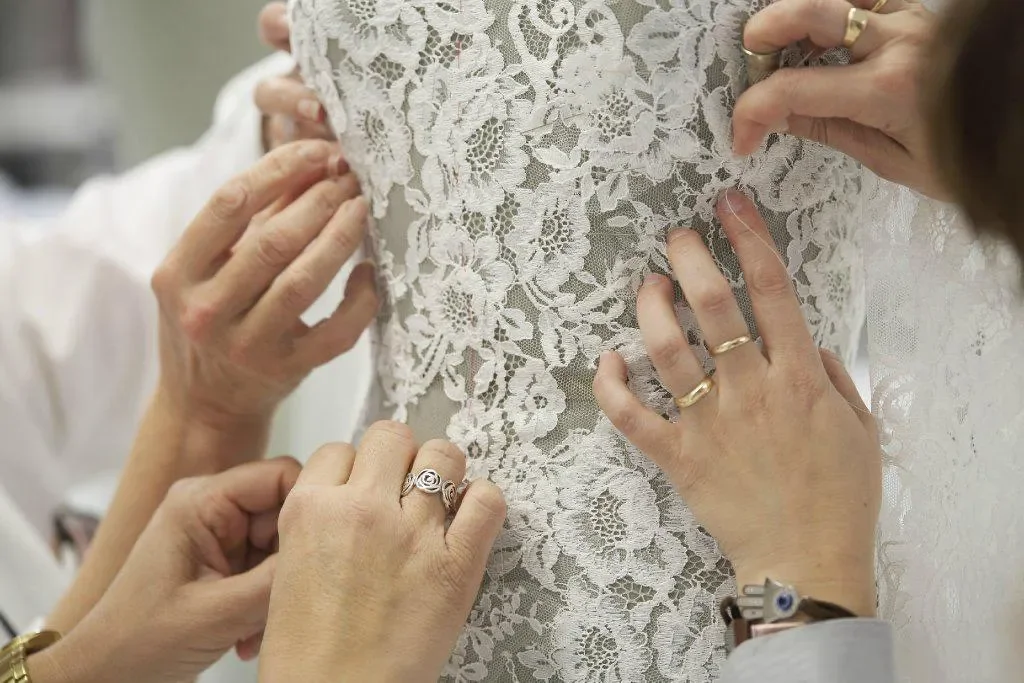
[732,560,877,617]
[151,382,272,471]
[25,635,112,683]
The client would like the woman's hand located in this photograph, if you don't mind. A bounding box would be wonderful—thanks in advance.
[593,190,881,616]
[28,458,302,683]
[256,2,334,151]
[151,139,378,440]
[733,0,944,199]
[260,423,507,683]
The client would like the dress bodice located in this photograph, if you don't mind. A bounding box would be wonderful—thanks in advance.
[290,0,870,678]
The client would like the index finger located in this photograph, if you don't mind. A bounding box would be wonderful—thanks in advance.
[174,140,342,276]
[210,456,304,515]
[716,190,820,363]
[258,2,291,52]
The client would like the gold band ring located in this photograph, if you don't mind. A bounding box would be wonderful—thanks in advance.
[843,8,870,49]
[710,335,754,357]
[742,45,783,86]
[870,0,889,12]
[674,377,715,410]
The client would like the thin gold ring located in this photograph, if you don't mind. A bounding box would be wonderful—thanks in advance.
[710,335,754,357]
[674,377,715,410]
[869,0,888,12]
[842,8,870,49]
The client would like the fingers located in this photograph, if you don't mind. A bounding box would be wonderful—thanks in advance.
[244,195,368,340]
[785,115,912,186]
[635,275,706,398]
[732,64,878,155]
[235,632,264,662]
[209,554,277,636]
[402,440,468,526]
[211,456,303,515]
[716,191,821,365]
[819,348,873,422]
[294,259,379,369]
[297,442,357,486]
[664,229,764,378]
[593,351,678,463]
[348,421,419,493]
[173,140,343,277]
[255,74,326,125]
[211,173,361,317]
[744,0,894,57]
[445,480,506,577]
[258,2,290,51]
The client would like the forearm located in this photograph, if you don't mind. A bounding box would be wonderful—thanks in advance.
[720,619,896,683]
[46,384,270,633]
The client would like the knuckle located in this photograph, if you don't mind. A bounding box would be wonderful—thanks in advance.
[365,420,416,448]
[260,147,293,184]
[746,261,792,299]
[209,182,250,222]
[281,268,318,313]
[166,476,203,506]
[689,279,735,317]
[648,335,690,372]
[790,365,829,403]
[872,62,913,98]
[150,262,177,300]
[326,217,359,254]
[313,182,343,217]
[418,439,467,472]
[255,229,295,269]
[337,493,380,534]
[278,486,321,537]
[226,332,259,367]
[467,482,507,524]
[603,398,641,438]
[179,298,220,343]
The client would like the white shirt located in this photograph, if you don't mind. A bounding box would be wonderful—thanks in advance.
[0,52,371,632]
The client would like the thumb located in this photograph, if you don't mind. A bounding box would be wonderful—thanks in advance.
[208,554,278,637]
[818,348,871,422]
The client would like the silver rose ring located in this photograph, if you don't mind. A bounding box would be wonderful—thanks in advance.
[401,469,470,515]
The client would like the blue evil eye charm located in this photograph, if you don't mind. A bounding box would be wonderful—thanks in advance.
[775,589,796,615]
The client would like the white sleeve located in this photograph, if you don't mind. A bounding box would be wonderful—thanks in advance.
[0,54,292,534]
[720,619,897,683]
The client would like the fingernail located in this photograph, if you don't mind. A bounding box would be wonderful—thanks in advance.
[643,273,664,287]
[298,99,323,122]
[666,227,689,244]
[718,189,748,216]
[327,152,348,177]
[301,142,330,162]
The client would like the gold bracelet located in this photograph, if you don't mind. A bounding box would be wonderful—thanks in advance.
[0,632,61,683]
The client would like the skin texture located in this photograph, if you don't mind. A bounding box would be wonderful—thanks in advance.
[29,459,302,683]
[260,423,507,683]
[594,190,881,616]
[46,139,376,637]
[733,0,945,199]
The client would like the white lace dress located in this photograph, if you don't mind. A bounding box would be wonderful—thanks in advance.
[289,0,873,679]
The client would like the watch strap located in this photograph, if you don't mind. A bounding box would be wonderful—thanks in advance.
[0,632,62,683]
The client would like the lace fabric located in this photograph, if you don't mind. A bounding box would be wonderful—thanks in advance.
[289,0,876,679]
[866,186,1024,683]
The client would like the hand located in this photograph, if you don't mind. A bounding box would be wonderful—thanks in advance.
[259,423,507,683]
[593,190,881,616]
[152,140,378,438]
[733,0,945,199]
[28,458,302,683]
[256,2,334,151]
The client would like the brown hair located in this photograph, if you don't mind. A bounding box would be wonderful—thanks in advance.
[928,0,1024,254]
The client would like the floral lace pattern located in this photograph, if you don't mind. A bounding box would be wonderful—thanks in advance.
[866,188,1024,683]
[290,0,872,679]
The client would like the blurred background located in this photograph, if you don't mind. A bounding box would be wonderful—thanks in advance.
[0,0,268,207]
[1,2,276,680]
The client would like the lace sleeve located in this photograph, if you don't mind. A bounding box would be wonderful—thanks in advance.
[865,184,1024,683]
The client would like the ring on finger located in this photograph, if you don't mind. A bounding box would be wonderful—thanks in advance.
[843,8,870,49]
[870,0,888,12]
[674,377,716,410]
[742,45,783,86]
[401,469,464,514]
[709,335,754,357]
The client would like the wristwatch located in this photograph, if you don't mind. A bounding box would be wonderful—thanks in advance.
[0,631,62,683]
[720,578,855,652]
